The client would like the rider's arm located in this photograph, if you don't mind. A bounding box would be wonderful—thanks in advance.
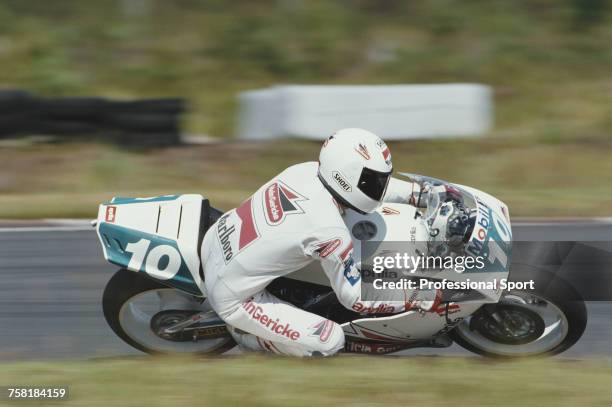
[383,177,427,208]
[305,227,418,315]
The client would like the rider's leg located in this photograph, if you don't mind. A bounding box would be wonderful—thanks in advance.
[201,226,344,357]
[209,279,344,357]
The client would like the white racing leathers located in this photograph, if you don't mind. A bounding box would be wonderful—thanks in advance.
[201,162,421,356]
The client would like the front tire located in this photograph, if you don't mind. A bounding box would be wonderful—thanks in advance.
[450,274,587,358]
[102,268,235,355]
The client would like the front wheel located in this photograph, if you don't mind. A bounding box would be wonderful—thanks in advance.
[450,275,587,358]
[102,268,235,355]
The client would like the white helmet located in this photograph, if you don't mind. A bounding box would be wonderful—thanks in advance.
[318,128,393,214]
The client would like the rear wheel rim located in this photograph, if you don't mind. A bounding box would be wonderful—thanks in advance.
[118,288,233,354]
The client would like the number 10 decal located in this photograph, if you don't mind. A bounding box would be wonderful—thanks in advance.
[125,238,182,280]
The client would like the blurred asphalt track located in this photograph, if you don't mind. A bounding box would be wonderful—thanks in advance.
[0,221,611,361]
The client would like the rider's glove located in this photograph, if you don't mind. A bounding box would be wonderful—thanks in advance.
[444,185,463,204]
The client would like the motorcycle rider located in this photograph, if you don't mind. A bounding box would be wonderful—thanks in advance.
[201,128,441,357]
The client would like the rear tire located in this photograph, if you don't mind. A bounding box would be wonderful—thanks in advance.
[102,268,235,355]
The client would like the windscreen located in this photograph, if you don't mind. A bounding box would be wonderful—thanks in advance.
[398,172,477,226]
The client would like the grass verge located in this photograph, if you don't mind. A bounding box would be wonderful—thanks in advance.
[1,138,612,219]
[1,355,612,406]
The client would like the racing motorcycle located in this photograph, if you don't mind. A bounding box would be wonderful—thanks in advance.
[95,174,587,358]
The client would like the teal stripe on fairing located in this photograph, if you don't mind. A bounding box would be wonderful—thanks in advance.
[106,195,181,205]
[463,205,512,274]
[98,222,202,296]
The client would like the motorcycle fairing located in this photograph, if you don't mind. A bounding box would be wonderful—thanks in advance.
[341,301,482,343]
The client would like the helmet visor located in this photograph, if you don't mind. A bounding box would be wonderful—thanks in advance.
[358,167,392,201]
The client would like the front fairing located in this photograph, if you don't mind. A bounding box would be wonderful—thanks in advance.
[398,173,512,302]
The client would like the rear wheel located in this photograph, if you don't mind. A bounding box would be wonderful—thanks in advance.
[450,275,587,358]
[102,269,235,355]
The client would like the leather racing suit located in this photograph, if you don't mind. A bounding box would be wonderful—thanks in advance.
[201,161,424,356]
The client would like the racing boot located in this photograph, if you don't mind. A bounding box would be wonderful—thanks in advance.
[226,325,267,353]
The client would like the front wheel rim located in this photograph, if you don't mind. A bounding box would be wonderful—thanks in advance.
[454,291,569,357]
[469,304,546,345]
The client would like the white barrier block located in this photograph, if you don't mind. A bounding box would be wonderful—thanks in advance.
[237,84,492,140]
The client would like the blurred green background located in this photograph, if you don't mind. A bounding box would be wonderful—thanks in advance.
[1,0,612,218]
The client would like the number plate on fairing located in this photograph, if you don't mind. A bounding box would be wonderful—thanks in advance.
[99,223,201,295]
